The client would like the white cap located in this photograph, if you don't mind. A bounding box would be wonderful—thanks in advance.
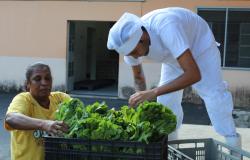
[107,12,143,56]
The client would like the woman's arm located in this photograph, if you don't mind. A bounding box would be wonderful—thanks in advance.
[5,112,68,134]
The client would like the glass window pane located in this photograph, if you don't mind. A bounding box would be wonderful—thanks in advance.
[198,9,226,66]
[226,10,250,68]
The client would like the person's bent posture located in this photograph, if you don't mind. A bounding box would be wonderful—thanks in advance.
[107,7,241,148]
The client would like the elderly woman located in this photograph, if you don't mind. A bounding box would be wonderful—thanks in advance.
[4,62,70,160]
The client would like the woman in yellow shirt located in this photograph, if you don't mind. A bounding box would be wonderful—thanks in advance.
[4,62,71,160]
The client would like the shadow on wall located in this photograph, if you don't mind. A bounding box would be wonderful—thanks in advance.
[232,87,250,108]
[182,87,204,105]
[120,86,204,104]
[1,82,249,108]
[183,86,250,108]
[0,81,23,93]
[121,86,135,99]
[121,86,250,108]
[0,82,66,93]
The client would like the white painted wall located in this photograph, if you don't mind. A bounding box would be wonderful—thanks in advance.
[0,56,66,90]
[222,69,250,90]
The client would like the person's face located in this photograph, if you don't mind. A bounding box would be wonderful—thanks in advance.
[128,32,150,59]
[27,67,52,100]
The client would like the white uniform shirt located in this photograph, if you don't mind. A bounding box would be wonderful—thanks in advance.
[123,8,237,137]
[124,7,217,66]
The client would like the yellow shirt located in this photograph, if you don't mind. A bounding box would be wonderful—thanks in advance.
[4,91,70,160]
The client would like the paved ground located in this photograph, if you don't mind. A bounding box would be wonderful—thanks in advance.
[179,124,250,152]
[0,92,249,160]
[0,93,16,160]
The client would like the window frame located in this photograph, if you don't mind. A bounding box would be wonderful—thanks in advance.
[197,7,250,71]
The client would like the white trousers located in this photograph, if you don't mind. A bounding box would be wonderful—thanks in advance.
[157,44,237,137]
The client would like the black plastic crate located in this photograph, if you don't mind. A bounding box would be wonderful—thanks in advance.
[44,136,168,160]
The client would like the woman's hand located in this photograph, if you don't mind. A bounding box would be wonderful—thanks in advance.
[5,113,69,137]
[41,120,68,136]
[129,89,157,107]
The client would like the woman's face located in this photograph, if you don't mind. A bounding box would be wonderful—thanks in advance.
[27,67,52,100]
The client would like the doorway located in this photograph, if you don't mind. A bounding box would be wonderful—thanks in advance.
[66,20,118,97]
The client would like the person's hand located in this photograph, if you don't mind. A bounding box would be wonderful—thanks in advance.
[129,89,157,107]
[41,120,68,136]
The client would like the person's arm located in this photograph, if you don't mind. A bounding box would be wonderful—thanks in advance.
[132,64,146,91]
[129,49,201,106]
[5,112,68,134]
[153,49,201,95]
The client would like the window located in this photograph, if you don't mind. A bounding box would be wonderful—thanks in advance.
[198,8,250,68]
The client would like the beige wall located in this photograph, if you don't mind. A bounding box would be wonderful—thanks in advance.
[1,0,250,58]
[0,1,142,58]
[142,0,250,14]
[222,69,250,107]
[0,1,142,90]
[223,69,250,89]
[1,0,249,58]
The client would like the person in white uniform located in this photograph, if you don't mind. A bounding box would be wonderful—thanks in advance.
[107,7,241,148]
